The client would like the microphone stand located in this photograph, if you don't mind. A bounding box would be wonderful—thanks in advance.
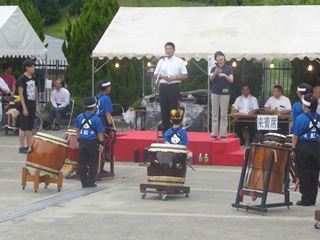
[153,57,165,143]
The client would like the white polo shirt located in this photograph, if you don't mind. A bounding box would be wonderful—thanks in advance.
[154,55,187,84]
[264,95,292,112]
[233,94,259,114]
[51,87,70,108]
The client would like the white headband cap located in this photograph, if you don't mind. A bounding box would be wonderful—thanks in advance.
[86,103,96,108]
[302,99,311,106]
[297,87,306,92]
[102,82,111,87]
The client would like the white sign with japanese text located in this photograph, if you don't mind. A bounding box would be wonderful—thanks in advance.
[257,115,278,130]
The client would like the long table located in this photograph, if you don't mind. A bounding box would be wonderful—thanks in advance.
[228,113,291,133]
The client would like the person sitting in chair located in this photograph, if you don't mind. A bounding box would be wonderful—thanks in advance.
[232,83,259,145]
[45,79,70,131]
[264,85,292,135]
[163,107,189,146]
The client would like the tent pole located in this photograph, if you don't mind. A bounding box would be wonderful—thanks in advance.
[92,57,94,97]
[142,58,145,101]
[207,72,210,133]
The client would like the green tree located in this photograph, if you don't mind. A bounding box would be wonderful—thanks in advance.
[62,0,143,110]
[68,0,86,15]
[30,0,62,25]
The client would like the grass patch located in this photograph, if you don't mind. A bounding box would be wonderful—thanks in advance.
[44,1,205,38]
[44,15,78,38]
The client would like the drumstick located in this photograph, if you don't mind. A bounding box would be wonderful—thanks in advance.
[97,151,101,174]
[273,149,277,163]
[187,161,195,171]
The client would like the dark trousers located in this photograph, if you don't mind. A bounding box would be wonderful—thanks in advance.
[19,107,36,131]
[278,123,289,135]
[234,121,256,143]
[48,105,69,126]
[159,83,180,134]
[295,141,320,204]
[78,139,99,187]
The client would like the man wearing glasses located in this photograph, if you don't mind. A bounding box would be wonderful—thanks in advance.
[45,78,70,131]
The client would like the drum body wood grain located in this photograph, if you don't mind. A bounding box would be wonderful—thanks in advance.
[147,143,187,186]
[26,132,68,177]
[247,144,289,193]
[63,129,79,166]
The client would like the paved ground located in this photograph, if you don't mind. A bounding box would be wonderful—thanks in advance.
[0,127,319,240]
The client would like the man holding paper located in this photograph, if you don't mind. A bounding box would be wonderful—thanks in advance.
[154,42,188,136]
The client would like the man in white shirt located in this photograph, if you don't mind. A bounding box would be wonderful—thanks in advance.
[0,77,10,122]
[233,83,259,145]
[45,79,70,131]
[264,85,292,135]
[154,42,188,136]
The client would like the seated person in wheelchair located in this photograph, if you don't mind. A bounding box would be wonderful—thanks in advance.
[164,107,189,146]
[4,96,21,128]
[45,78,70,131]
[232,83,259,145]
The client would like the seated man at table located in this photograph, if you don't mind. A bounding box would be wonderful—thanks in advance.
[232,83,259,145]
[264,85,291,135]
[45,79,70,131]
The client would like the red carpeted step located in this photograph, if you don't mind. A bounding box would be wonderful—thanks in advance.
[114,130,244,166]
[212,149,245,166]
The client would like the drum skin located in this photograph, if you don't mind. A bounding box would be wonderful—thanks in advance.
[63,130,79,165]
[283,134,293,148]
[263,133,286,146]
[248,144,289,193]
[26,132,67,177]
[146,143,187,186]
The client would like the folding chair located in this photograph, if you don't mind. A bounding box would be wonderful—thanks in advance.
[66,99,75,129]
[111,103,130,132]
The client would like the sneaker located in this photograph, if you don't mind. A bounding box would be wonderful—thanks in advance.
[52,124,60,131]
[100,169,110,174]
[221,136,226,141]
[296,200,315,206]
[87,183,97,188]
[19,147,28,154]
[210,135,217,140]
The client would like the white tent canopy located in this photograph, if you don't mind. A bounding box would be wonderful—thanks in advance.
[0,6,47,58]
[92,6,320,61]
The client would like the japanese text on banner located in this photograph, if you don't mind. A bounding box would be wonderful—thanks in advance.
[257,115,278,130]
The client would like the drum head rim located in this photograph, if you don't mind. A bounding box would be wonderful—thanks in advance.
[34,132,68,146]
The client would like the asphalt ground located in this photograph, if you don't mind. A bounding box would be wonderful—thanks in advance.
[0,127,319,240]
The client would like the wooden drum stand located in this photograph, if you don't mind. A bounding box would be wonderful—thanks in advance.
[21,167,63,193]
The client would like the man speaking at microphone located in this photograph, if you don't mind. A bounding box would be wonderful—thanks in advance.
[154,42,188,137]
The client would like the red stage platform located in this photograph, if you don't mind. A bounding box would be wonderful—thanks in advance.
[114,131,245,166]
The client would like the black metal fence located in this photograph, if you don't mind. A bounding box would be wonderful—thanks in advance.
[259,60,292,107]
[35,59,67,103]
